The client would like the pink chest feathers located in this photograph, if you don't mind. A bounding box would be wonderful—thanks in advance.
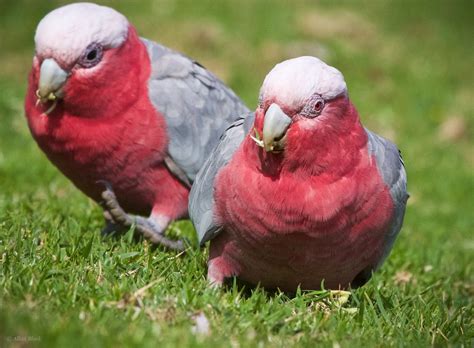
[24,94,174,215]
[211,141,394,290]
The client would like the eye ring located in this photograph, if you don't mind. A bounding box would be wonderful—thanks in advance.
[301,95,325,118]
[78,43,103,68]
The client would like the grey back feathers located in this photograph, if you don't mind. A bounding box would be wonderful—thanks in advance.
[189,112,256,245]
[365,128,408,268]
[142,38,249,182]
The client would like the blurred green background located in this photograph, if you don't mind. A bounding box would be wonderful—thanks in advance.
[0,0,472,347]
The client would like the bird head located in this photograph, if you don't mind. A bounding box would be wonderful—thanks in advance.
[250,56,364,173]
[30,2,144,117]
[252,56,350,152]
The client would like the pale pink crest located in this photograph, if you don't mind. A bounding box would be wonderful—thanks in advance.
[34,2,128,66]
[260,56,347,109]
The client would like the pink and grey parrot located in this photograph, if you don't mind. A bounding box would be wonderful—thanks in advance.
[24,3,248,250]
[190,56,408,290]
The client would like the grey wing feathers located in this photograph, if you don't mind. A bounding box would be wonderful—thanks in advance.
[189,112,256,245]
[142,39,249,182]
[365,128,409,268]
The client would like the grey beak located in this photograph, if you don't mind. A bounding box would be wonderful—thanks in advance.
[263,103,292,152]
[38,58,68,101]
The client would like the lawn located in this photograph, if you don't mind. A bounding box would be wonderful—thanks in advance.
[0,0,472,346]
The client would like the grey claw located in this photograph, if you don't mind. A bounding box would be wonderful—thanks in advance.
[135,223,186,251]
[103,210,115,223]
[101,221,126,237]
[98,181,186,251]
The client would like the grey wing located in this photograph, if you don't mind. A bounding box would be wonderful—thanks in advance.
[142,39,250,182]
[365,128,409,268]
[189,112,255,245]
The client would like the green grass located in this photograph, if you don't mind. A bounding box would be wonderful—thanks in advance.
[0,0,473,346]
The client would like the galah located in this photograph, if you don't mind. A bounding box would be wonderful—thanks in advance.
[24,3,248,250]
[190,56,408,290]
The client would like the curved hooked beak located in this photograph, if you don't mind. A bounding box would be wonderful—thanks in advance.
[36,58,68,104]
[262,103,292,153]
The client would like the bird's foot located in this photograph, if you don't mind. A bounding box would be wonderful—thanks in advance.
[98,181,185,251]
[207,256,237,287]
[101,216,128,237]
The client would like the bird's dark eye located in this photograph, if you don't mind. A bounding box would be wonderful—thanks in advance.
[301,95,325,118]
[314,100,323,112]
[87,50,97,61]
[79,43,103,68]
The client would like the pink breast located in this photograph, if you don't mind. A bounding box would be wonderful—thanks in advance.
[211,143,394,291]
[24,86,178,216]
